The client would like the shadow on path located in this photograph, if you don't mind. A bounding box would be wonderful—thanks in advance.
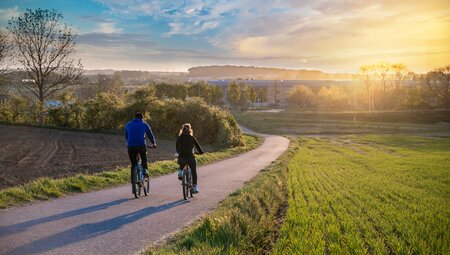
[4,199,188,255]
[0,198,129,236]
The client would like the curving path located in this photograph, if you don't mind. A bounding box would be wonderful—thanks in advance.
[0,134,289,255]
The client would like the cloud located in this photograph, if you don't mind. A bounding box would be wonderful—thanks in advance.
[166,20,218,36]
[90,0,450,71]
[95,0,257,35]
[0,6,20,25]
[97,22,122,33]
[76,32,155,48]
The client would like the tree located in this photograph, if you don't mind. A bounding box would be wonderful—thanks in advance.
[360,65,375,111]
[0,29,13,77]
[7,9,83,124]
[96,73,124,93]
[188,81,212,103]
[0,95,32,122]
[424,65,450,109]
[392,63,408,89]
[255,88,267,103]
[287,86,313,109]
[210,85,224,105]
[153,82,187,100]
[227,81,240,107]
[124,86,157,117]
[271,81,280,107]
[249,85,256,106]
[239,83,251,106]
[46,91,84,127]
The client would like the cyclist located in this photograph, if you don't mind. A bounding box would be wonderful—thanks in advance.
[176,123,204,193]
[125,112,157,185]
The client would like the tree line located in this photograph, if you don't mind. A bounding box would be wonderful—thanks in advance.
[284,63,449,111]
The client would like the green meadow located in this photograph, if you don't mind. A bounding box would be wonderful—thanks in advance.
[274,136,449,254]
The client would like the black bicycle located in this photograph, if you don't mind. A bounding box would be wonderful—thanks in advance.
[181,163,194,200]
[131,145,156,198]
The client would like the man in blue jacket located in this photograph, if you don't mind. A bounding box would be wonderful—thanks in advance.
[125,112,157,183]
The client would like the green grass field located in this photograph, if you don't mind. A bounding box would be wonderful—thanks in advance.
[274,136,450,254]
[148,135,449,254]
[145,139,299,255]
[234,111,450,135]
[0,135,262,208]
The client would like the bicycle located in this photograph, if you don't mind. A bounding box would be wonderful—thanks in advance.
[181,163,194,200]
[131,145,156,199]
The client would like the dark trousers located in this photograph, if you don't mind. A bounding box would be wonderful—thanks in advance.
[128,146,148,183]
[178,157,197,185]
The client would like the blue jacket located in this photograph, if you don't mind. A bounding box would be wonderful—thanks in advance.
[125,118,156,147]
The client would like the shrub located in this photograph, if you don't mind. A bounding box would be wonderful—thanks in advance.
[2,87,243,147]
[144,97,243,147]
[83,92,124,130]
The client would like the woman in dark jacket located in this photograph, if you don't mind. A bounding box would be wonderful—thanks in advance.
[176,123,204,193]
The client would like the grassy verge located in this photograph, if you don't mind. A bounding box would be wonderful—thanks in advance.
[274,136,450,254]
[234,111,450,136]
[145,139,298,255]
[0,135,262,209]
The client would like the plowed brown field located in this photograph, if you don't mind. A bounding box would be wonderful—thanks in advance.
[0,125,174,189]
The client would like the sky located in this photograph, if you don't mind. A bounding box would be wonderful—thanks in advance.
[0,0,449,73]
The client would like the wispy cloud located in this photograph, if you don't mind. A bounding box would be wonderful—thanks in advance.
[76,32,155,48]
[97,22,122,33]
[1,0,447,72]
[0,6,20,25]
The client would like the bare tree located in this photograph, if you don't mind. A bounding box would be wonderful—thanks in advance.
[360,64,374,111]
[7,9,82,124]
[425,65,450,109]
[0,29,13,77]
[391,63,408,89]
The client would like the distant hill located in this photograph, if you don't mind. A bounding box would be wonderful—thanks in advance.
[188,65,358,80]
[83,69,116,76]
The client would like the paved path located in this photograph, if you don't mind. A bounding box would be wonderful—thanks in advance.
[0,134,289,255]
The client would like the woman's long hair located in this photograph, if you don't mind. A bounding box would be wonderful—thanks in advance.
[179,123,193,136]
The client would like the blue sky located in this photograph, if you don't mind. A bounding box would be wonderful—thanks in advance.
[0,0,448,72]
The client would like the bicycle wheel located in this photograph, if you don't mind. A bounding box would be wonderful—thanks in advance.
[189,170,194,198]
[132,166,141,199]
[182,169,189,200]
[143,175,150,196]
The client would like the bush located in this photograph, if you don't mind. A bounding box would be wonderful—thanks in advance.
[145,97,243,147]
[2,87,243,147]
[83,92,124,130]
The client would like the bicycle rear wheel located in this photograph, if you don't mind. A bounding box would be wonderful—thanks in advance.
[132,167,141,199]
[182,170,189,200]
[143,175,150,196]
[189,171,194,198]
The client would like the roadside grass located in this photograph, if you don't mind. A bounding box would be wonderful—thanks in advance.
[144,139,297,255]
[274,136,450,254]
[234,111,450,135]
[0,135,262,209]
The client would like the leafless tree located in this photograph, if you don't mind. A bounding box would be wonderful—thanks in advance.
[359,64,374,111]
[425,65,450,109]
[0,29,13,77]
[7,9,83,124]
[391,63,408,89]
